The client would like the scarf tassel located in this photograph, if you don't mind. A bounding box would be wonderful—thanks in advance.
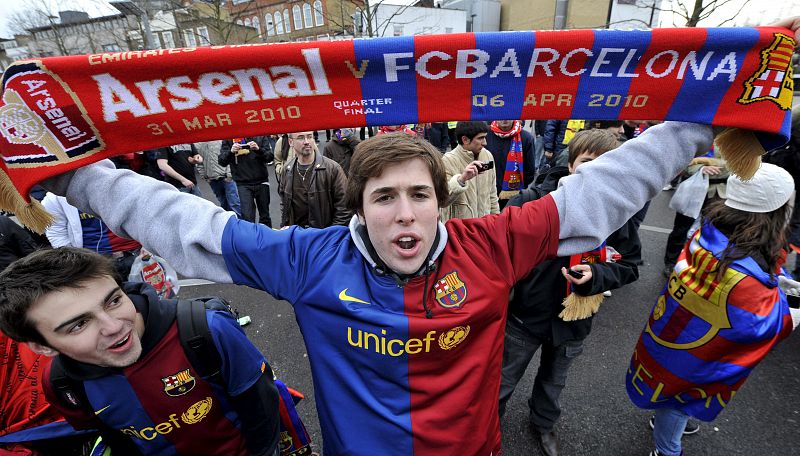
[715,127,763,180]
[559,293,605,321]
[0,167,53,234]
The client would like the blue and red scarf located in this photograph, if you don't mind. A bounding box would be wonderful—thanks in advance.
[491,120,524,200]
[626,221,793,421]
[0,27,794,230]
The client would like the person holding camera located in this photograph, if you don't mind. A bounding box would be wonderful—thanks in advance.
[439,121,500,221]
[219,137,274,227]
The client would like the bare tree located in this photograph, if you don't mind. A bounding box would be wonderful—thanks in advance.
[616,0,752,28]
[323,0,417,38]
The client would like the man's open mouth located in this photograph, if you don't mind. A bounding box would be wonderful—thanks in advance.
[397,236,418,250]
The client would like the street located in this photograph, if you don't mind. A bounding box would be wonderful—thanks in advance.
[181,139,800,456]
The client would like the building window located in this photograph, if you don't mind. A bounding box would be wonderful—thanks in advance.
[617,0,637,4]
[293,5,303,29]
[283,9,291,33]
[313,1,324,26]
[275,12,284,34]
[252,17,261,36]
[353,8,363,34]
[161,30,175,48]
[183,29,197,47]
[244,17,252,28]
[103,44,122,52]
[303,3,313,28]
[445,27,453,33]
[197,26,210,45]
[266,14,275,36]
[236,19,243,25]
[393,25,403,36]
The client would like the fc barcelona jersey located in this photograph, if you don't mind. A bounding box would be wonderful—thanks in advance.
[222,194,560,455]
[44,293,267,456]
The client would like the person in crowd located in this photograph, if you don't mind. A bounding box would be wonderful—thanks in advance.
[377,125,416,135]
[219,136,274,227]
[543,120,584,167]
[0,214,39,272]
[527,120,548,176]
[761,106,800,277]
[628,163,800,456]
[0,248,280,455]
[155,144,203,196]
[498,130,641,456]
[274,133,293,184]
[42,193,142,278]
[279,131,350,228]
[423,122,450,153]
[39,113,719,454]
[135,148,165,181]
[439,121,499,221]
[196,139,242,217]
[662,149,729,278]
[486,119,535,207]
[323,128,360,176]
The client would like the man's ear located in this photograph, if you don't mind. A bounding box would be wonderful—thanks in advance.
[27,342,59,357]
[357,210,366,225]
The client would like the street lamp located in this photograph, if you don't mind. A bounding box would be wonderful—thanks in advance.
[110,1,157,50]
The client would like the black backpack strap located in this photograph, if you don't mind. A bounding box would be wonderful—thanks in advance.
[177,298,230,384]
[49,358,93,413]
[49,359,142,455]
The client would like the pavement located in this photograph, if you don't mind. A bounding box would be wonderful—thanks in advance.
[180,138,800,456]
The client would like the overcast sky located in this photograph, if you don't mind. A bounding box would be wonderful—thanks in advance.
[1,0,794,39]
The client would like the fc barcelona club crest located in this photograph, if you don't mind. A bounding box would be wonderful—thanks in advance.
[162,369,196,397]
[738,33,795,110]
[434,271,467,309]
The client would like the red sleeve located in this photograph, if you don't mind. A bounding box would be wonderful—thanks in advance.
[445,194,560,287]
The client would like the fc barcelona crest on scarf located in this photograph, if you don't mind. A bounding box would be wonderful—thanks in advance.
[434,271,467,309]
[162,369,196,397]
[738,33,795,110]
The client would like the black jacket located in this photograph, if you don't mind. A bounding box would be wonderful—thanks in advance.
[219,137,274,185]
[0,214,37,271]
[505,168,641,345]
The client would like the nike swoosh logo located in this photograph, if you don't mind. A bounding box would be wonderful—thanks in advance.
[94,405,111,415]
[339,288,370,305]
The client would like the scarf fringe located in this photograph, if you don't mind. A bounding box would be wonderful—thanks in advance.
[498,190,520,200]
[715,128,763,180]
[559,293,605,321]
[0,167,52,234]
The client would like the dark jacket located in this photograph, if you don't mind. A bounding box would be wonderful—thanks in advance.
[543,120,568,153]
[219,137,274,185]
[486,128,536,194]
[279,153,351,228]
[505,167,641,345]
[425,123,450,152]
[322,135,360,176]
[0,215,38,271]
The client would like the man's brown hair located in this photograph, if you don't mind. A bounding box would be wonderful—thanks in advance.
[346,133,450,211]
[0,247,122,345]
[567,129,621,165]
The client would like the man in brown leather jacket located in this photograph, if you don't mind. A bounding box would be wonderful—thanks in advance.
[279,131,351,228]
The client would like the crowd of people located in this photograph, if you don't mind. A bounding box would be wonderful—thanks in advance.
[1,17,800,456]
